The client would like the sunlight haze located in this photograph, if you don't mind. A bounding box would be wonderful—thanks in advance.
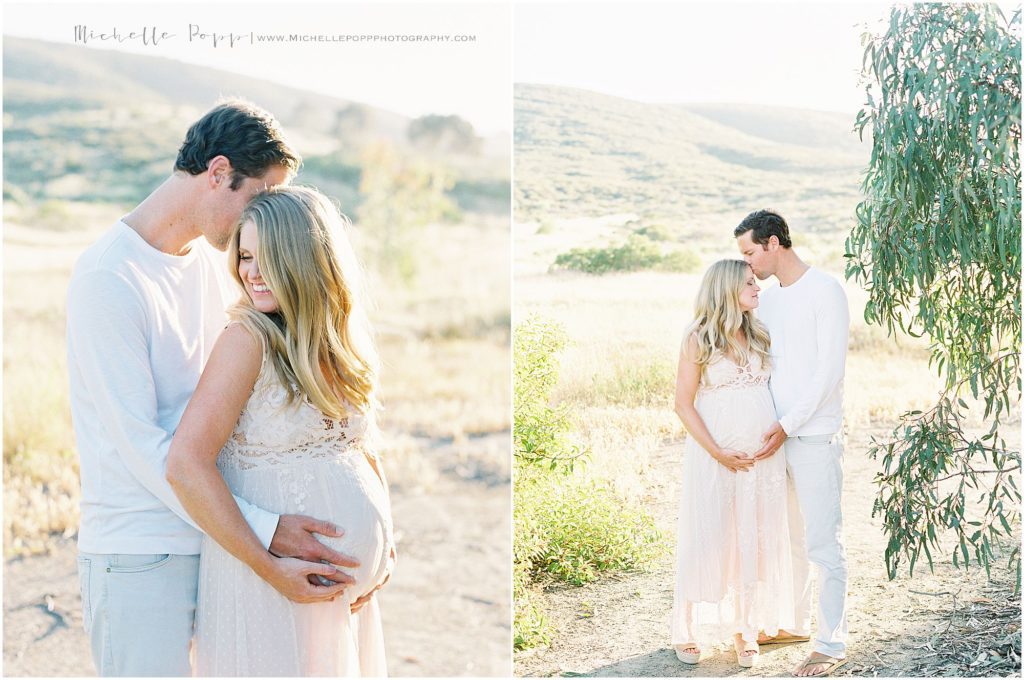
[516,2,894,114]
[4,2,512,136]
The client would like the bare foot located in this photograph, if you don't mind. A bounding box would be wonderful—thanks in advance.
[793,652,846,677]
[734,634,757,657]
[674,644,701,664]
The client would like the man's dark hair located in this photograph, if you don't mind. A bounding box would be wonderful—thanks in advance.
[733,209,793,248]
[175,100,301,190]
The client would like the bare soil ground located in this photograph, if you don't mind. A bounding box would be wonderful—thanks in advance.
[514,428,1020,678]
[3,432,512,677]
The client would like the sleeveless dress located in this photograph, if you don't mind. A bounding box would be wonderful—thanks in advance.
[670,350,795,648]
[193,344,395,677]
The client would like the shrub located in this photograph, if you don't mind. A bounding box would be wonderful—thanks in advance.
[657,248,701,273]
[513,315,666,650]
[552,234,660,274]
[521,473,664,586]
[513,316,585,471]
[633,223,672,241]
[552,234,699,274]
[513,573,551,650]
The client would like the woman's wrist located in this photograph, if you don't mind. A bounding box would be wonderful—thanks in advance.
[250,550,279,581]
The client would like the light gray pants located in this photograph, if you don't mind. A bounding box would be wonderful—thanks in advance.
[785,435,849,658]
[77,552,199,677]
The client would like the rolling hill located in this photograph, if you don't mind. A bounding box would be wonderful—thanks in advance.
[514,83,870,239]
[3,36,509,214]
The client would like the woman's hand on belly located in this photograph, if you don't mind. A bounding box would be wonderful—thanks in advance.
[713,448,756,473]
[349,544,395,613]
[260,555,357,604]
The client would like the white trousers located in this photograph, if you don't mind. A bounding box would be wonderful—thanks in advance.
[77,552,199,676]
[785,435,848,658]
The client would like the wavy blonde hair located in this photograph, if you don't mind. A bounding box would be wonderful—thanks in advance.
[687,259,771,371]
[227,185,378,420]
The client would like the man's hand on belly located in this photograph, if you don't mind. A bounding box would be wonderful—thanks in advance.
[271,513,361,570]
[753,421,787,461]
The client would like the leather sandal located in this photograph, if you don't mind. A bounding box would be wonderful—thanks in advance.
[759,631,811,646]
[793,654,847,677]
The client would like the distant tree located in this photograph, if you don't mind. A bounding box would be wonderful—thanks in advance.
[333,103,371,144]
[290,97,326,132]
[356,142,457,284]
[408,114,482,155]
[847,4,1021,584]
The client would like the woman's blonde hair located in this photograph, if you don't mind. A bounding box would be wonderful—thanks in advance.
[227,185,378,419]
[687,259,771,371]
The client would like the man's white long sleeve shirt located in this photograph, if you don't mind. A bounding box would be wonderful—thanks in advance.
[756,266,849,437]
[67,220,279,554]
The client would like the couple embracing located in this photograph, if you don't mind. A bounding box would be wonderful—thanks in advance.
[68,101,394,676]
[671,210,850,677]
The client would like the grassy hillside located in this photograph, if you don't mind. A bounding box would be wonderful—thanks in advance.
[3,36,510,215]
[514,83,868,242]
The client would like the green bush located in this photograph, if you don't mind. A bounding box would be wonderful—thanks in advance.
[513,573,551,651]
[552,234,659,273]
[552,234,699,274]
[513,315,666,650]
[513,316,584,470]
[520,472,664,586]
[633,223,673,241]
[657,248,701,273]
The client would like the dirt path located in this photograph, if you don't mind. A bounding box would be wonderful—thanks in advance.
[514,429,1019,677]
[3,433,511,677]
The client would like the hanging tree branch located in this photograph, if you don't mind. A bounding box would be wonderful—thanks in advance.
[847,3,1021,588]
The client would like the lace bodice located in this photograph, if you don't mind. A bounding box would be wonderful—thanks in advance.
[698,351,770,396]
[198,342,392,677]
[218,350,370,472]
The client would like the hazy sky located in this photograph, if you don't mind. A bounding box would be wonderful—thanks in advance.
[6,1,1019,128]
[3,1,513,136]
[515,2,898,114]
[516,1,1022,113]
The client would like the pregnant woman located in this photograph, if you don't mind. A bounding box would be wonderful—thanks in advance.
[168,186,394,676]
[670,259,796,668]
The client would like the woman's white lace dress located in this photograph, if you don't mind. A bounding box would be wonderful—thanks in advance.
[671,351,795,647]
[194,347,394,677]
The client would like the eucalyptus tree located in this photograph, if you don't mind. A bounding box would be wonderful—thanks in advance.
[847,3,1021,584]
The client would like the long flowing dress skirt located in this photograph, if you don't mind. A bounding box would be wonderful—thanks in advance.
[671,361,796,648]
[194,450,393,676]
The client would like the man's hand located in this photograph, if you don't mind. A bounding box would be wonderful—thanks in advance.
[264,556,355,604]
[270,514,361,577]
[753,421,787,461]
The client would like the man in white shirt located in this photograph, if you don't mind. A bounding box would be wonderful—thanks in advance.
[735,209,850,677]
[67,101,359,676]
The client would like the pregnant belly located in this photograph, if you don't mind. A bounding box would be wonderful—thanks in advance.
[314,503,389,600]
[224,453,393,600]
[697,388,778,456]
